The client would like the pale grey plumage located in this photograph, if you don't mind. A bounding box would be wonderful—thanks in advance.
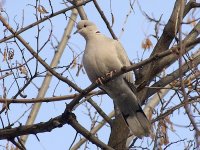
[76,20,151,137]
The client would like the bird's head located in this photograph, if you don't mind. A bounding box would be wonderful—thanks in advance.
[75,20,100,39]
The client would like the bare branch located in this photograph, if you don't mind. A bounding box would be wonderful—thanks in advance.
[0,90,104,104]
[71,111,115,150]
[19,8,79,144]
[87,98,112,125]
[93,0,117,39]
[0,0,93,43]
[0,14,82,92]
[0,108,114,150]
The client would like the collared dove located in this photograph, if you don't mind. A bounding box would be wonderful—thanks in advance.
[76,20,151,137]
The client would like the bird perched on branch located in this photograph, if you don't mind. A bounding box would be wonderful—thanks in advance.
[75,20,151,137]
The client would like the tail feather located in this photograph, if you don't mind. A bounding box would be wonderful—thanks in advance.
[136,111,151,133]
[123,108,151,138]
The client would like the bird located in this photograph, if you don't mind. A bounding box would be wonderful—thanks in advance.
[76,20,151,137]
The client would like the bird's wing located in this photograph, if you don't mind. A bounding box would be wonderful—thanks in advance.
[114,40,135,85]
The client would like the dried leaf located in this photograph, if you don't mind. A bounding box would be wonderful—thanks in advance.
[165,116,175,132]
[187,17,197,27]
[161,123,167,134]
[141,42,146,50]
[163,135,169,145]
[146,38,153,48]
[19,65,27,75]
[160,136,164,145]
[38,5,49,14]
[158,118,171,146]
[8,49,14,60]
[160,122,169,145]
[141,37,153,50]
[3,48,7,61]
[191,17,197,27]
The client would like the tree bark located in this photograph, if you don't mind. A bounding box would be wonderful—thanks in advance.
[108,113,129,150]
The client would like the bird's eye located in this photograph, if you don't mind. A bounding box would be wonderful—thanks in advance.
[84,24,87,28]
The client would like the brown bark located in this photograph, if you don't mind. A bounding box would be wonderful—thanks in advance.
[108,114,129,150]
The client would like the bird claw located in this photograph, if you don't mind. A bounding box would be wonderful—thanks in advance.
[95,77,105,85]
[96,70,117,85]
[106,70,117,78]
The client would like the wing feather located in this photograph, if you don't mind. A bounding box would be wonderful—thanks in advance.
[114,40,134,84]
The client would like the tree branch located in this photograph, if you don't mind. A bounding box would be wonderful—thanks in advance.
[0,90,104,104]
[93,0,117,39]
[71,111,115,150]
[136,0,189,91]
[143,49,200,100]
[0,0,93,43]
[0,14,82,92]
[153,96,200,123]
[0,108,114,150]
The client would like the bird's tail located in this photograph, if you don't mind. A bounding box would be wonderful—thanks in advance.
[123,106,151,138]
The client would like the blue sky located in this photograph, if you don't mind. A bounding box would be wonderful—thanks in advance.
[1,0,198,149]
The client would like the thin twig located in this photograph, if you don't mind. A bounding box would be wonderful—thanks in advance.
[0,90,104,104]
[0,0,93,43]
[0,15,82,92]
[92,0,117,39]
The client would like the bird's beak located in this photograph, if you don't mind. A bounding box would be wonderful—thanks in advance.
[73,29,79,34]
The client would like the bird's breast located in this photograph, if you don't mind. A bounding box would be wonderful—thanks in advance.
[83,39,121,82]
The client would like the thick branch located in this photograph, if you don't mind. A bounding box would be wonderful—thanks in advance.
[136,0,190,90]
[138,25,200,102]
[142,50,200,100]
[184,1,200,16]
[0,109,114,150]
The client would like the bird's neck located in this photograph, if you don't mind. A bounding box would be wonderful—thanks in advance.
[85,32,102,41]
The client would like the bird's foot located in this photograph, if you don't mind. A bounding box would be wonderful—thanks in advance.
[95,76,105,85]
[95,70,117,85]
[106,70,117,78]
